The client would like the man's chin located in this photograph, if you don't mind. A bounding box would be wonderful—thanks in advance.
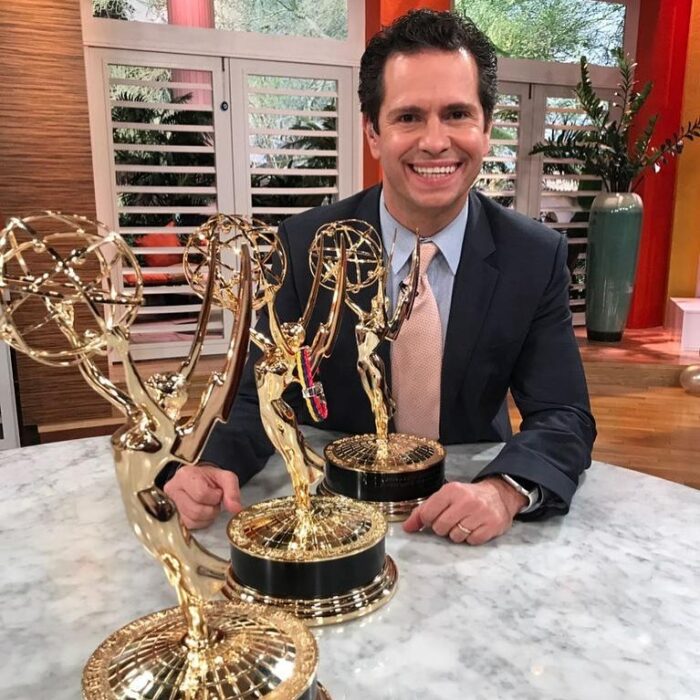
[408,192,469,215]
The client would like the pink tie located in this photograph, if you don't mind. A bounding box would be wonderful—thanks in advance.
[391,241,442,439]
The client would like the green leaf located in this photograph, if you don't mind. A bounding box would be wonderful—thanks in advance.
[529,54,700,193]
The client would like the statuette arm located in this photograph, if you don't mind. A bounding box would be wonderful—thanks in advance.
[386,238,420,340]
[174,254,252,464]
[309,240,346,372]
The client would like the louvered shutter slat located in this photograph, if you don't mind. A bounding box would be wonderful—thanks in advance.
[245,73,340,229]
[537,92,612,326]
[474,92,521,210]
[108,62,223,356]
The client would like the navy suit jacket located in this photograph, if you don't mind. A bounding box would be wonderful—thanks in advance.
[200,186,596,519]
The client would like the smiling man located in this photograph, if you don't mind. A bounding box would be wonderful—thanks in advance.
[363,48,491,237]
[161,10,596,546]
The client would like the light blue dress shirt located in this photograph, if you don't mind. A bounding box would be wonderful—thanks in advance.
[378,190,468,346]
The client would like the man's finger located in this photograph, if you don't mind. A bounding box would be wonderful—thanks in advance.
[169,487,220,526]
[466,524,494,546]
[223,494,243,515]
[413,484,460,527]
[164,466,222,506]
[431,503,469,537]
[207,469,242,514]
[448,523,469,543]
[178,511,211,530]
[181,472,223,506]
[179,513,216,531]
[403,506,424,532]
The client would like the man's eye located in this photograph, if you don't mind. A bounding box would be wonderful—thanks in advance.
[398,114,417,123]
[449,110,469,120]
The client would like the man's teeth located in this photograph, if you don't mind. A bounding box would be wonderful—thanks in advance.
[412,165,458,176]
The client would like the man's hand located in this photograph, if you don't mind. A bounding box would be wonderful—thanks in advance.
[403,477,527,545]
[164,464,242,530]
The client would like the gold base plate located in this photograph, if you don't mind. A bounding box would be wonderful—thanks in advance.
[316,479,424,521]
[223,555,398,627]
[82,600,324,699]
[324,432,444,473]
[227,495,387,562]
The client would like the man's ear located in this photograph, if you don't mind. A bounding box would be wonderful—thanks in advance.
[363,116,381,160]
[482,119,493,157]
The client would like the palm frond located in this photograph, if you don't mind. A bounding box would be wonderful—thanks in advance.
[575,56,607,129]
[631,114,658,164]
[529,53,700,193]
[643,117,700,172]
[629,81,652,118]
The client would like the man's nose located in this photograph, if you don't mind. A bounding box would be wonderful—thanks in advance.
[418,115,450,154]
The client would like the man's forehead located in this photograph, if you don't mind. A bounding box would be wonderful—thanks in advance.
[380,48,480,106]
[381,48,478,92]
[384,47,474,71]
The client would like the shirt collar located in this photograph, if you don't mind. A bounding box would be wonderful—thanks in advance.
[378,190,468,276]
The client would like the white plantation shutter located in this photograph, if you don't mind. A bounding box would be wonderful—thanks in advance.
[475,83,536,215]
[87,51,235,360]
[474,82,615,325]
[532,86,614,325]
[87,52,355,361]
[229,61,354,230]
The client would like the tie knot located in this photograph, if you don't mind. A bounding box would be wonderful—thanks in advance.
[419,241,438,276]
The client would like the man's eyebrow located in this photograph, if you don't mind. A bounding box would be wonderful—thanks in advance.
[386,105,424,119]
[443,102,477,112]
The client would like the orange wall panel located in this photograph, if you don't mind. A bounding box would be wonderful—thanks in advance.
[668,0,700,298]
[380,0,450,26]
[626,0,692,326]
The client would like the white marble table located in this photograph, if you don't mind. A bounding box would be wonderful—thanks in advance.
[1,430,698,700]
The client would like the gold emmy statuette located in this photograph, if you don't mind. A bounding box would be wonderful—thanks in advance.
[0,212,331,700]
[313,220,445,521]
[222,223,397,626]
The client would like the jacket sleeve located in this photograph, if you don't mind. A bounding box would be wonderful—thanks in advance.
[191,220,305,485]
[474,234,597,519]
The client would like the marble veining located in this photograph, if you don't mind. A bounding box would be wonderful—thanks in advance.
[0,430,698,699]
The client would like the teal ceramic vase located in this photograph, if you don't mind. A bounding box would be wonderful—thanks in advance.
[585,192,643,342]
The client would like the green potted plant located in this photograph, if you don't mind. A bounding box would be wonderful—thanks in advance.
[531,49,700,341]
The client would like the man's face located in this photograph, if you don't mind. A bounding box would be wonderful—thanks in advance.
[364,49,491,234]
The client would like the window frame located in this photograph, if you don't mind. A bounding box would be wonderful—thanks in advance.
[228,58,357,223]
[457,0,640,326]
[80,0,364,68]
[0,320,20,450]
[455,0,639,90]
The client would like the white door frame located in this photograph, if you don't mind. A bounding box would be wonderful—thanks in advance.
[0,336,20,450]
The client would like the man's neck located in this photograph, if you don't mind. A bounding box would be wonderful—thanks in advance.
[382,193,469,237]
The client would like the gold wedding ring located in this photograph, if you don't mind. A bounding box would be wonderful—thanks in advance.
[456,522,472,537]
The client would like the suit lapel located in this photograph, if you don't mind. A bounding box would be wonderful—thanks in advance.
[440,192,499,433]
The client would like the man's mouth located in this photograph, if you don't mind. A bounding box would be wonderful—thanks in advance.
[409,163,460,178]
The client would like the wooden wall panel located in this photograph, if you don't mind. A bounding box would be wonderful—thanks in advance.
[0,1,111,428]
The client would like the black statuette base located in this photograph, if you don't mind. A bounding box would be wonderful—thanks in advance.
[323,433,446,505]
[229,537,385,599]
[324,455,445,503]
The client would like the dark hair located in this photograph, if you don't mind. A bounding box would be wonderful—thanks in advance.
[359,9,498,132]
